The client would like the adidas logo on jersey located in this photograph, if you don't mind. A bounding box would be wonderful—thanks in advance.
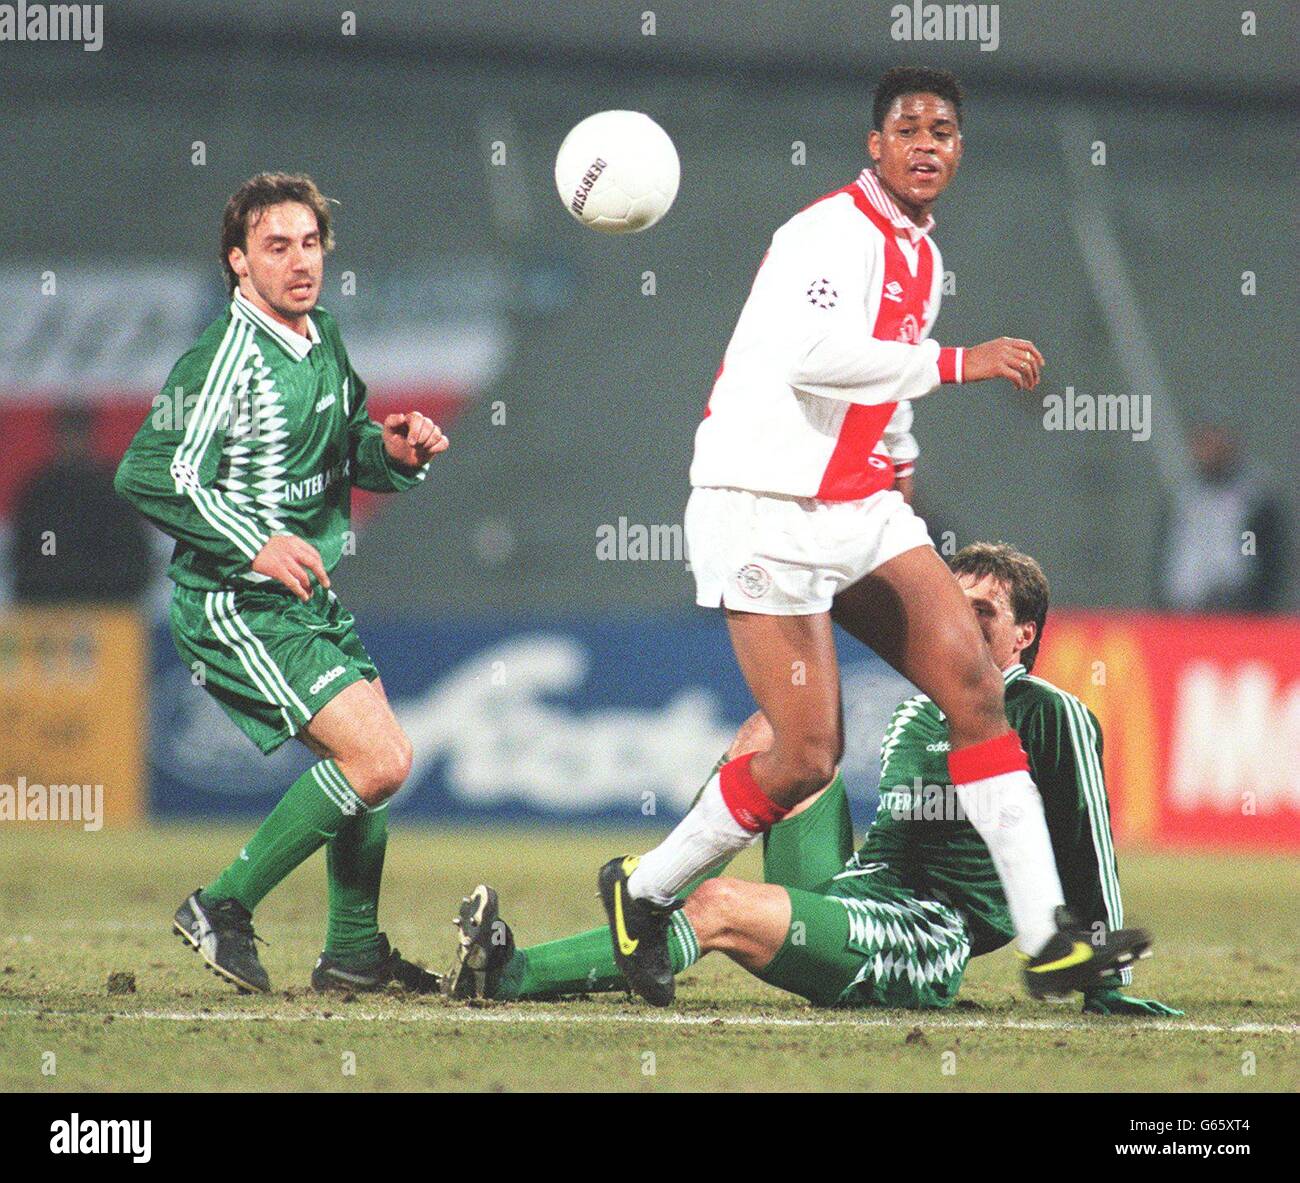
[309,665,346,695]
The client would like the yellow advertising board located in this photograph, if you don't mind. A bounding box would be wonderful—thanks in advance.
[0,607,146,829]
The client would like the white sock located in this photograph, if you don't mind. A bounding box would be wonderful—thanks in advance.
[626,772,758,905]
[953,769,1065,955]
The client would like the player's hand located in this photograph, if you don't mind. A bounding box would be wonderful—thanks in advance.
[251,534,330,602]
[1082,987,1185,1018]
[963,337,1045,390]
[382,412,449,468]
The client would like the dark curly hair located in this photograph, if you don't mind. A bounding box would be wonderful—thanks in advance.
[872,66,964,131]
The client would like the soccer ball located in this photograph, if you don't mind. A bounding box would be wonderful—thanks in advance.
[554,110,680,234]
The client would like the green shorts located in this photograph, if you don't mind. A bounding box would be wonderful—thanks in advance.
[758,778,972,1009]
[169,583,379,754]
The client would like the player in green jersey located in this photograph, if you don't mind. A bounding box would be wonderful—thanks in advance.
[445,543,1179,1016]
[115,173,448,994]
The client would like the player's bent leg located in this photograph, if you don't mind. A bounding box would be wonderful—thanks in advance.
[458,732,822,1007]
[180,744,375,991]
[683,878,791,972]
[443,885,703,1002]
[834,546,1069,962]
[607,616,844,1005]
[724,608,844,807]
[298,678,438,992]
[748,876,973,1010]
[762,771,855,890]
[725,708,855,889]
[301,679,413,806]
[832,544,1005,749]
[621,610,841,905]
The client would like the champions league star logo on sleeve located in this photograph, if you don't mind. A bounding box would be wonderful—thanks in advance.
[805,279,838,309]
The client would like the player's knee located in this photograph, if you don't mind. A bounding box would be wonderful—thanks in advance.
[354,731,413,804]
[384,732,414,791]
[727,711,774,760]
[781,732,841,795]
[688,877,746,941]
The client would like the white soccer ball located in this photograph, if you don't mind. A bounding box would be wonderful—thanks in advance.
[554,110,680,234]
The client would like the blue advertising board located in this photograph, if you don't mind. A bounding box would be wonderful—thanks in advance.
[148,615,914,827]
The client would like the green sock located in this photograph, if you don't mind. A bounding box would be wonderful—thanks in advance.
[203,759,367,914]
[324,802,389,966]
[492,752,724,1000]
[497,911,701,1000]
[761,771,854,890]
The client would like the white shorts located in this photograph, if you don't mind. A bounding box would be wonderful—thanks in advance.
[685,486,933,616]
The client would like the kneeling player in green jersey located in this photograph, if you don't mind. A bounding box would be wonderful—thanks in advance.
[445,544,1179,1016]
[116,173,449,994]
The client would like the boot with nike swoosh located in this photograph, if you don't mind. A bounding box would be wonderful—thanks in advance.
[1022,906,1152,1001]
[598,856,683,1008]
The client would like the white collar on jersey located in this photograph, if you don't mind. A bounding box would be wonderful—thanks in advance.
[856,168,936,244]
[231,289,320,361]
[1002,662,1028,685]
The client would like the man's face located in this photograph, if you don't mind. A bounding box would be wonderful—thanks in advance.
[868,92,962,214]
[228,201,323,320]
[957,573,1033,670]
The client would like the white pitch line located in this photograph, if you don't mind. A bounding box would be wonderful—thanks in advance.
[1,1007,1293,1035]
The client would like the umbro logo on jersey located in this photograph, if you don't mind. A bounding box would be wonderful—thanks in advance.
[315,393,336,413]
[805,278,838,309]
[309,665,346,696]
[882,280,905,303]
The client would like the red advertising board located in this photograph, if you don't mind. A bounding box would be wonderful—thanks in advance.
[1035,612,1300,850]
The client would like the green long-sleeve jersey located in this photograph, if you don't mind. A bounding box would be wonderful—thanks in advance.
[856,662,1125,956]
[115,291,428,592]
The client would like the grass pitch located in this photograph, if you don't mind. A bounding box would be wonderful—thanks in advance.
[0,824,1295,1092]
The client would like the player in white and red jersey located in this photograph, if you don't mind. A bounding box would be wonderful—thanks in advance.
[600,67,1149,1006]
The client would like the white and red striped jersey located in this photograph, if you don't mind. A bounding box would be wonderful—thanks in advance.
[691,168,963,501]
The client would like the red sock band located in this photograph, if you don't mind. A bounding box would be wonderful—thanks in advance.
[718,752,788,833]
[947,729,1030,785]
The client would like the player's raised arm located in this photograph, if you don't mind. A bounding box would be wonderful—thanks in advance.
[381,412,448,468]
[760,214,961,407]
[768,217,1044,401]
[340,355,447,492]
